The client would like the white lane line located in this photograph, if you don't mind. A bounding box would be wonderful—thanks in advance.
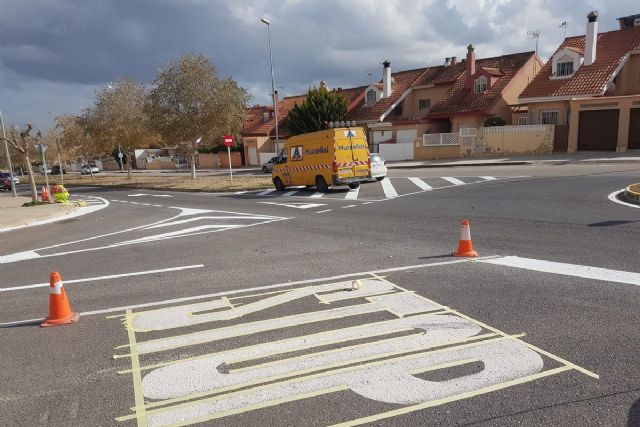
[345,186,360,200]
[316,209,332,214]
[258,189,276,196]
[442,177,466,186]
[282,191,298,197]
[0,265,205,293]
[408,177,433,191]
[608,189,640,209]
[362,202,373,205]
[342,205,356,209]
[479,256,640,287]
[380,177,398,198]
[310,192,325,199]
[480,176,498,181]
[0,256,501,326]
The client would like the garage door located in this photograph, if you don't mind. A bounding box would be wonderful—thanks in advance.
[629,108,640,150]
[396,129,418,144]
[578,109,619,150]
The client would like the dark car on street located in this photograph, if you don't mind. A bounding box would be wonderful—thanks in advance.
[51,165,66,175]
[0,176,12,191]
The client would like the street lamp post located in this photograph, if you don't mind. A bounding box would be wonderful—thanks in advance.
[261,18,280,155]
[0,110,17,197]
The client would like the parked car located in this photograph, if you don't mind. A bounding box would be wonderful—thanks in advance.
[0,172,19,185]
[369,153,387,181]
[0,176,12,191]
[41,166,52,175]
[262,156,279,173]
[51,165,66,175]
[80,164,100,175]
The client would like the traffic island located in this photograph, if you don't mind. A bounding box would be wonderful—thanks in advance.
[0,195,78,231]
[623,183,640,205]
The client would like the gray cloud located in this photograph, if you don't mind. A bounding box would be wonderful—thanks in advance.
[0,0,637,130]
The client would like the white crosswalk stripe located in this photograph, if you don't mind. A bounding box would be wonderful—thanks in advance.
[258,189,276,196]
[442,176,466,185]
[380,177,398,198]
[309,192,325,199]
[282,191,298,197]
[345,186,360,200]
[408,177,432,191]
[480,176,497,181]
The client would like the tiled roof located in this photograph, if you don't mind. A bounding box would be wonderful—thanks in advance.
[347,67,431,121]
[520,26,640,99]
[427,51,535,116]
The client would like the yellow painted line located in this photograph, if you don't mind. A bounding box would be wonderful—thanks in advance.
[369,272,448,310]
[226,289,291,301]
[124,333,509,416]
[373,273,600,380]
[186,296,233,318]
[117,311,449,375]
[122,309,147,427]
[121,355,506,424]
[329,366,573,427]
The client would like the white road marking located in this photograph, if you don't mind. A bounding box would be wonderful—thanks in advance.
[258,189,276,196]
[345,186,360,200]
[0,265,204,293]
[258,202,326,210]
[342,205,356,209]
[310,192,325,199]
[442,177,465,186]
[479,256,640,287]
[408,177,433,191]
[315,209,332,214]
[608,189,640,209]
[234,191,248,195]
[480,176,497,181]
[129,193,174,198]
[380,177,398,198]
[282,191,298,196]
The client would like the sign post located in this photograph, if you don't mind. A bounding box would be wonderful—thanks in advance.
[223,135,234,184]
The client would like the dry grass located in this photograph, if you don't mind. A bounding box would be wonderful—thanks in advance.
[37,174,273,192]
[629,183,640,194]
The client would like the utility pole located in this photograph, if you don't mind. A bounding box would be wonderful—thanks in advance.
[0,110,17,197]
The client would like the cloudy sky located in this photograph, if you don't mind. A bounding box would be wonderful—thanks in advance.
[0,0,637,130]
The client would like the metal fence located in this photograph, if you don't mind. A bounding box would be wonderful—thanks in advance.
[422,132,460,146]
[483,124,552,134]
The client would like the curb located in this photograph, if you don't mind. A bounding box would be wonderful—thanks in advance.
[0,197,110,233]
[623,184,640,205]
[388,161,532,169]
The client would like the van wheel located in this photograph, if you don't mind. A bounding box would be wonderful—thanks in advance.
[262,166,268,173]
[376,176,385,181]
[348,182,360,189]
[273,177,285,191]
[315,176,329,193]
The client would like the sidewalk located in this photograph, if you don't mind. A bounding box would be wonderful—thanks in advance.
[386,150,640,169]
[0,194,78,231]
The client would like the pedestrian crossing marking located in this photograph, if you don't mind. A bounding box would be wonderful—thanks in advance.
[408,177,433,191]
[345,186,360,200]
[442,177,465,186]
[380,177,398,198]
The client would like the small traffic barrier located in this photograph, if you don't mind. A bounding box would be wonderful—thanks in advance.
[40,186,49,203]
[452,219,478,257]
[40,272,80,327]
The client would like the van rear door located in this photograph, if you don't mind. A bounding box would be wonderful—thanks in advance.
[335,128,369,179]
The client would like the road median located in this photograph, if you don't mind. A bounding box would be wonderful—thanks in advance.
[623,183,640,205]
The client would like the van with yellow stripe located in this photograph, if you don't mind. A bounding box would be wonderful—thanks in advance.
[272,127,370,192]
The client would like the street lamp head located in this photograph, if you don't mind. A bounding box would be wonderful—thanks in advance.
[260,18,271,25]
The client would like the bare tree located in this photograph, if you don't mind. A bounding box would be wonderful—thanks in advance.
[56,115,97,177]
[83,78,159,178]
[1,124,39,203]
[146,53,250,179]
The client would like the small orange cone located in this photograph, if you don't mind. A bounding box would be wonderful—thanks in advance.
[452,219,478,257]
[41,186,49,202]
[41,272,79,327]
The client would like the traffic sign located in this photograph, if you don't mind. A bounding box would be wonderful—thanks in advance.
[223,135,234,147]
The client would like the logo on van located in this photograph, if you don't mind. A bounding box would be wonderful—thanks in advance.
[290,145,303,161]
[344,130,357,138]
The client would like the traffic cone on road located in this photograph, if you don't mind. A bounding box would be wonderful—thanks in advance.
[40,186,49,202]
[452,219,478,257]
[40,272,79,327]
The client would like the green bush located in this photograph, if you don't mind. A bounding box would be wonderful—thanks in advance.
[484,117,506,127]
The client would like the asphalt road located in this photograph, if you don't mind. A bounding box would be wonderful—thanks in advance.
[1,163,639,427]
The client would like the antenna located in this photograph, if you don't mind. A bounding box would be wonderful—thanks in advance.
[367,70,372,84]
[558,21,568,39]
[528,30,541,73]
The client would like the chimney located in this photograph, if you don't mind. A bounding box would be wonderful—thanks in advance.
[585,11,598,66]
[465,44,476,89]
[382,60,391,98]
[319,80,327,90]
[451,56,457,65]
[445,57,451,66]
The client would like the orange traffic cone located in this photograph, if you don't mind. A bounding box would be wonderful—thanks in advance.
[41,272,79,327]
[41,186,49,202]
[452,219,478,257]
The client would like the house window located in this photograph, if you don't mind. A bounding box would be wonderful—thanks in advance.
[557,60,574,77]
[366,89,377,106]
[474,76,487,94]
[419,99,431,110]
[517,116,529,125]
[540,110,559,124]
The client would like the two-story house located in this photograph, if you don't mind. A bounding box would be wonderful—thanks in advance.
[519,12,640,151]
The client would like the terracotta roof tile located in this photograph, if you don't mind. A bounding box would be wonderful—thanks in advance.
[520,26,640,99]
[427,51,535,116]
